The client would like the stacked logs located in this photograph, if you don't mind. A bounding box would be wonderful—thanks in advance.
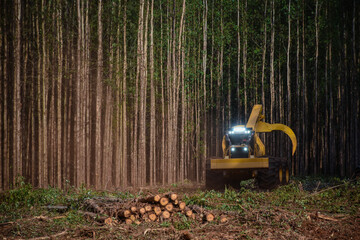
[82,193,217,225]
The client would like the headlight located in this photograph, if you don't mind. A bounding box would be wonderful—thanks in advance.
[231,147,235,152]
[243,147,248,151]
[233,127,246,132]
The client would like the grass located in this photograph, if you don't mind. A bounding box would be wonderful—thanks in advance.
[182,176,360,216]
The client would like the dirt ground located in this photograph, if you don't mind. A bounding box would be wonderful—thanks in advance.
[1,180,360,239]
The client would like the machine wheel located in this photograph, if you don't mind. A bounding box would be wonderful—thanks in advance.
[281,162,290,185]
[256,157,284,189]
[205,158,225,190]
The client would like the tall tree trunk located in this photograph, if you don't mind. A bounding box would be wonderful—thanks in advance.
[261,0,268,119]
[96,0,103,189]
[242,0,248,120]
[313,0,319,174]
[14,0,22,184]
[202,0,207,181]
[122,0,128,188]
[56,2,63,187]
[286,0,292,172]
[132,0,144,187]
[270,0,275,154]
[296,18,301,174]
[41,0,48,187]
[160,1,166,185]
[149,0,155,186]
[76,0,82,187]
[302,0,308,174]
[237,0,241,122]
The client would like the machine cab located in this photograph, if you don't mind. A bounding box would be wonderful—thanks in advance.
[223,125,254,158]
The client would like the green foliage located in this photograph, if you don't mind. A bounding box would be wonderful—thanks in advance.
[0,177,66,214]
[173,213,192,230]
[160,221,171,227]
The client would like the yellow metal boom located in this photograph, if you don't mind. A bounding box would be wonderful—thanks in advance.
[246,104,297,156]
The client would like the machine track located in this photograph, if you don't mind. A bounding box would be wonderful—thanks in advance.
[256,157,286,189]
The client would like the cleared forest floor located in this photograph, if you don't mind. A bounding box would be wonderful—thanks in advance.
[1,177,360,239]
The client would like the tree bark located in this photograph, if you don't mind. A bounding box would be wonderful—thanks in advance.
[96,0,103,189]
[14,0,22,185]
[149,0,155,186]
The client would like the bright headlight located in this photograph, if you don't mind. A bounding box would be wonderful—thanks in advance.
[233,127,245,132]
[243,147,248,151]
[231,147,235,152]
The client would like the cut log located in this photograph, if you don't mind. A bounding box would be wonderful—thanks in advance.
[184,207,193,217]
[189,205,215,222]
[118,210,131,218]
[174,199,179,205]
[179,202,186,210]
[154,206,162,216]
[139,195,161,203]
[125,219,133,225]
[165,203,173,212]
[204,213,215,222]
[134,220,141,225]
[149,213,157,221]
[129,215,136,222]
[139,208,146,215]
[145,205,152,212]
[162,210,171,219]
[189,205,203,214]
[160,197,169,206]
[165,193,178,201]
[104,217,113,225]
[130,206,137,213]
[220,215,228,223]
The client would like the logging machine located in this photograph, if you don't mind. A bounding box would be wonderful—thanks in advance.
[205,104,297,189]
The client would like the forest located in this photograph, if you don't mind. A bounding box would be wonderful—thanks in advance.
[0,0,359,191]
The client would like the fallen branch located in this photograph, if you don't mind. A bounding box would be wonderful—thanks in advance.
[138,195,161,203]
[144,228,166,236]
[84,199,105,214]
[78,210,108,222]
[315,212,339,222]
[0,215,66,226]
[26,230,68,240]
[305,180,355,198]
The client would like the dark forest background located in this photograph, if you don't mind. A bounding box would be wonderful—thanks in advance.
[0,0,359,190]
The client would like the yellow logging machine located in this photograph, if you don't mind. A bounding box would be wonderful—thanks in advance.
[206,104,297,189]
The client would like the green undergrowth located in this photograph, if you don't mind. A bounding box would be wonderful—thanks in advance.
[0,177,139,222]
[1,176,359,224]
[184,177,360,215]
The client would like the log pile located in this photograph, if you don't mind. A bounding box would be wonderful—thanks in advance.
[82,193,217,225]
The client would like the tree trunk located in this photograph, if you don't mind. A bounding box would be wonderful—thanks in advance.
[270,0,275,154]
[242,0,248,120]
[122,0,128,188]
[96,0,103,189]
[237,0,241,123]
[313,0,319,174]
[286,0,292,172]
[149,0,155,186]
[261,0,268,119]
[14,0,22,185]
[202,0,207,182]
